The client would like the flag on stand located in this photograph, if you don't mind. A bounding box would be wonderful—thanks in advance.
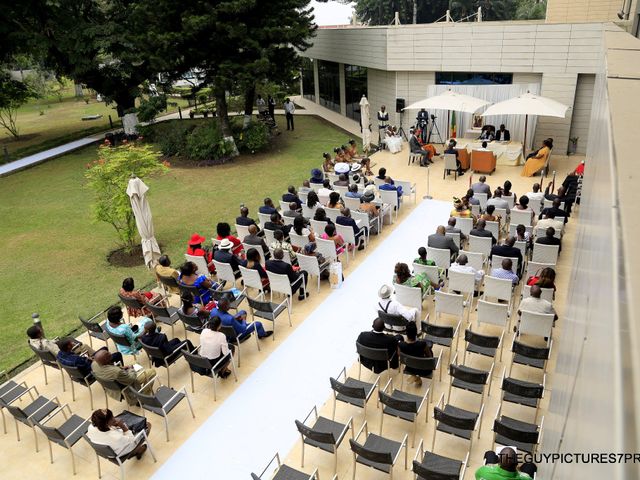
[450,111,457,138]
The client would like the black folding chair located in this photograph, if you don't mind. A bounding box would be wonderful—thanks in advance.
[79,315,110,349]
[28,341,65,391]
[182,347,237,401]
[412,438,469,480]
[247,296,291,340]
[4,387,59,451]
[139,339,188,388]
[349,421,408,479]
[251,452,319,480]
[378,310,409,335]
[329,367,379,419]
[145,303,180,338]
[84,428,156,479]
[61,364,97,409]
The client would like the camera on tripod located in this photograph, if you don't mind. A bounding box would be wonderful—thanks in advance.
[430,114,437,121]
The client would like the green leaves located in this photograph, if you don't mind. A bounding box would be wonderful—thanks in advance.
[0,72,38,138]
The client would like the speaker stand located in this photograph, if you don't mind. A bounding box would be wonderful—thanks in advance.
[422,163,433,200]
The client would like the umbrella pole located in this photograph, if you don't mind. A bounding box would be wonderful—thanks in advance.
[447,111,451,140]
[523,115,528,158]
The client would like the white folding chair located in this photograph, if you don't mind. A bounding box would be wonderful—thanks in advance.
[298,191,308,203]
[530,197,543,216]
[310,219,328,235]
[395,180,417,204]
[336,223,364,264]
[302,205,316,219]
[268,247,291,265]
[316,237,343,264]
[442,153,458,180]
[434,290,464,349]
[235,224,250,240]
[543,199,565,210]
[471,204,481,216]
[532,244,560,265]
[536,227,561,239]
[457,217,474,237]
[510,210,533,227]
[518,310,554,342]
[514,241,527,259]
[460,250,485,272]
[279,200,290,211]
[296,253,330,293]
[352,210,377,240]
[475,300,509,360]
[445,232,461,250]
[266,271,304,314]
[526,262,556,281]
[379,189,400,222]
[427,247,451,270]
[475,193,488,210]
[334,185,348,197]
[469,235,492,259]
[413,263,441,287]
[485,221,500,241]
[289,232,308,250]
[447,270,476,321]
[325,207,341,222]
[394,283,424,317]
[490,255,520,273]
[509,224,533,237]
[505,196,516,209]
[184,254,210,277]
[239,266,266,299]
[263,228,276,246]
[212,260,238,288]
[521,285,554,303]
[344,196,362,211]
[482,275,514,317]
[258,212,272,226]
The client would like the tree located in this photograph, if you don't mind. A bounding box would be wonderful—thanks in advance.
[348,0,449,25]
[85,142,168,252]
[0,72,37,139]
[449,0,518,21]
[516,0,547,20]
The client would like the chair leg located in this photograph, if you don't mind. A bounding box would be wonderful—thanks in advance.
[69,378,76,402]
[1,409,6,434]
[186,392,196,419]
[164,415,170,442]
[32,424,40,452]
[95,453,102,479]
[70,447,77,475]
[14,419,20,441]
[88,384,94,410]
[42,362,48,385]
[212,375,217,402]
[47,438,54,464]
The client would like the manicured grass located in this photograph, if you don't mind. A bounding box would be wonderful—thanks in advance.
[0,115,352,372]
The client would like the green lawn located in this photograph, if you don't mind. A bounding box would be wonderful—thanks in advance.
[0,115,351,372]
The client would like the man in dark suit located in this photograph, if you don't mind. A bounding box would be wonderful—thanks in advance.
[139,322,193,367]
[236,206,260,229]
[409,130,430,166]
[264,212,292,237]
[535,227,562,252]
[470,219,497,245]
[445,217,467,242]
[282,186,303,209]
[490,235,523,275]
[428,225,459,259]
[213,239,246,275]
[265,248,308,301]
[495,124,511,142]
[539,198,568,223]
[356,318,401,373]
[333,174,350,187]
[243,225,269,256]
[336,208,366,250]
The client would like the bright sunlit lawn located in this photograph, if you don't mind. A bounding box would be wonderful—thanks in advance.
[0,114,352,372]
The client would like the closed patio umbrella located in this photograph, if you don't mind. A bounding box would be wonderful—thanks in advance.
[359,95,371,152]
[126,176,161,267]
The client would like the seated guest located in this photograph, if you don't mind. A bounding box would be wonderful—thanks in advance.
[536,210,565,235]
[236,206,260,229]
[186,233,214,272]
[466,188,479,206]
[282,185,302,208]
[318,179,333,205]
[270,229,297,262]
[213,238,246,275]
[536,226,562,251]
[243,224,269,257]
[179,261,217,305]
[503,180,517,204]
[265,248,309,301]
[322,152,334,173]
[91,349,156,405]
[216,222,243,256]
[522,138,552,177]
[471,175,491,196]
[298,180,312,195]
[283,201,301,219]
[480,204,502,230]
[154,255,180,294]
[428,225,459,258]
[490,235,524,275]
[57,337,121,378]
[356,318,401,373]
[345,183,363,200]
[336,207,366,249]
[515,224,533,251]
[444,139,464,175]
[450,197,474,219]
[495,124,511,142]
[333,174,349,187]
[199,316,232,377]
[139,321,193,366]
[320,223,346,255]
[359,186,380,223]
[514,195,535,225]
[409,129,432,166]
[470,219,497,245]
[306,191,321,209]
[486,188,510,214]
[540,198,568,224]
[302,242,329,272]
[518,285,557,321]
[477,447,536,480]
[476,140,490,151]
[525,182,545,208]
[398,322,434,386]
[87,408,151,459]
[445,217,467,242]
[376,167,393,183]
[490,258,519,285]
[314,207,334,226]
[245,247,269,289]
[379,176,403,208]
[179,291,201,318]
[119,277,161,318]
[264,212,292,237]
[104,306,151,356]
[450,254,484,289]
[479,126,494,141]
[259,197,278,215]
[210,298,272,339]
[394,262,438,295]
[292,216,315,245]
[414,246,436,266]
[327,191,344,210]
[527,266,556,290]
[376,284,418,329]
[28,325,94,357]
[310,168,325,184]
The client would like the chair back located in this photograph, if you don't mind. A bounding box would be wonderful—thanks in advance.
[84,435,119,460]
[235,224,250,240]
[502,377,544,399]
[302,205,317,219]
[443,153,458,171]
[543,199,565,210]
[325,207,341,222]
[519,311,554,338]
[395,180,414,198]
[335,223,357,246]
[490,255,519,272]
[373,177,385,187]
[412,458,460,480]
[475,193,488,210]
[118,293,145,311]
[471,204,481,216]
[483,276,513,303]
[512,340,550,361]
[310,219,327,235]
[510,209,533,227]
[526,261,556,280]
[334,185,348,197]
[509,224,533,237]
[62,364,92,384]
[535,226,561,239]
[184,254,210,276]
[298,191,308,203]
[182,350,214,376]
[394,283,423,311]
[295,420,336,445]
[28,343,59,367]
[352,210,372,231]
[106,330,136,350]
[316,237,338,262]
[282,215,296,226]
[449,363,489,387]
[494,207,508,220]
[178,283,203,303]
[258,212,271,226]
[412,263,441,285]
[400,352,438,373]
[158,274,181,292]
[460,250,484,271]
[379,390,418,414]
[329,377,366,400]
[422,322,454,341]
[139,339,169,362]
[289,232,308,250]
[456,217,474,237]
[247,297,277,315]
[514,240,527,258]
[349,439,393,466]
[268,247,292,265]
[427,247,451,270]
[485,221,499,240]
[266,271,294,298]
[146,303,172,321]
[278,200,290,211]
[493,418,540,446]
[477,300,509,328]
[296,253,320,277]
[465,329,500,349]
[263,228,276,245]
[239,266,265,293]
[95,376,127,397]
[532,243,560,264]
[128,387,164,410]
[378,310,409,332]
[379,189,399,209]
[344,196,361,211]
[434,406,476,432]
[178,310,204,333]
[79,316,106,335]
[505,195,516,209]
[522,285,554,303]
[469,235,492,257]
[220,325,240,343]
[445,232,461,249]
[213,260,237,285]
[356,341,390,363]
[435,290,464,317]
[448,270,475,295]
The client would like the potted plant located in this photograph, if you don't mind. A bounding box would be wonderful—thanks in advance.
[568,136,579,154]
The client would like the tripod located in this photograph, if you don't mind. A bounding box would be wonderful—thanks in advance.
[426,118,443,145]
[397,110,408,141]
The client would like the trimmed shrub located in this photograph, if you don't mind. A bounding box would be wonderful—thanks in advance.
[238,121,270,153]
[186,122,235,161]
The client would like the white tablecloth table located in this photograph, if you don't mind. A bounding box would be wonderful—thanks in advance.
[450,138,524,166]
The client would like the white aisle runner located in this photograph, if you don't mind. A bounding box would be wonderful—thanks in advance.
[153,199,451,479]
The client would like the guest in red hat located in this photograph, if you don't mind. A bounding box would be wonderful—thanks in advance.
[186,233,214,273]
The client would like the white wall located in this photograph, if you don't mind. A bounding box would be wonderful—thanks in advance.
[569,74,596,154]
[533,73,578,153]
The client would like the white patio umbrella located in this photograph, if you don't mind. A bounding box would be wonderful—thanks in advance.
[481,91,569,154]
[126,175,161,268]
[403,89,490,139]
[359,95,371,151]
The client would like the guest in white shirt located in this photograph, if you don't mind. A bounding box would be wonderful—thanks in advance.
[199,315,233,378]
[525,183,545,209]
[86,408,150,458]
[376,284,418,330]
[449,254,484,290]
[536,211,565,235]
[518,285,558,321]
[317,179,333,206]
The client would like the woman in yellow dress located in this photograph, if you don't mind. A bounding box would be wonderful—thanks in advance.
[522,138,553,177]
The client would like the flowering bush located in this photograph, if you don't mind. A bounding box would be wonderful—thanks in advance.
[85,143,168,252]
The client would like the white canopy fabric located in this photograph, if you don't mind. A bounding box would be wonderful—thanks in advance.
[403,90,491,114]
[126,176,161,268]
[481,92,569,118]
[359,95,371,150]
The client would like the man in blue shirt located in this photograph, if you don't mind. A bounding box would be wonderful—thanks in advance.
[57,337,123,378]
[379,176,403,208]
[210,299,272,339]
[490,258,520,285]
[345,184,363,200]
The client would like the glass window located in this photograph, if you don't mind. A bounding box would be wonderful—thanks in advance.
[317,60,340,113]
[345,65,368,123]
[436,72,513,85]
[301,58,315,102]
